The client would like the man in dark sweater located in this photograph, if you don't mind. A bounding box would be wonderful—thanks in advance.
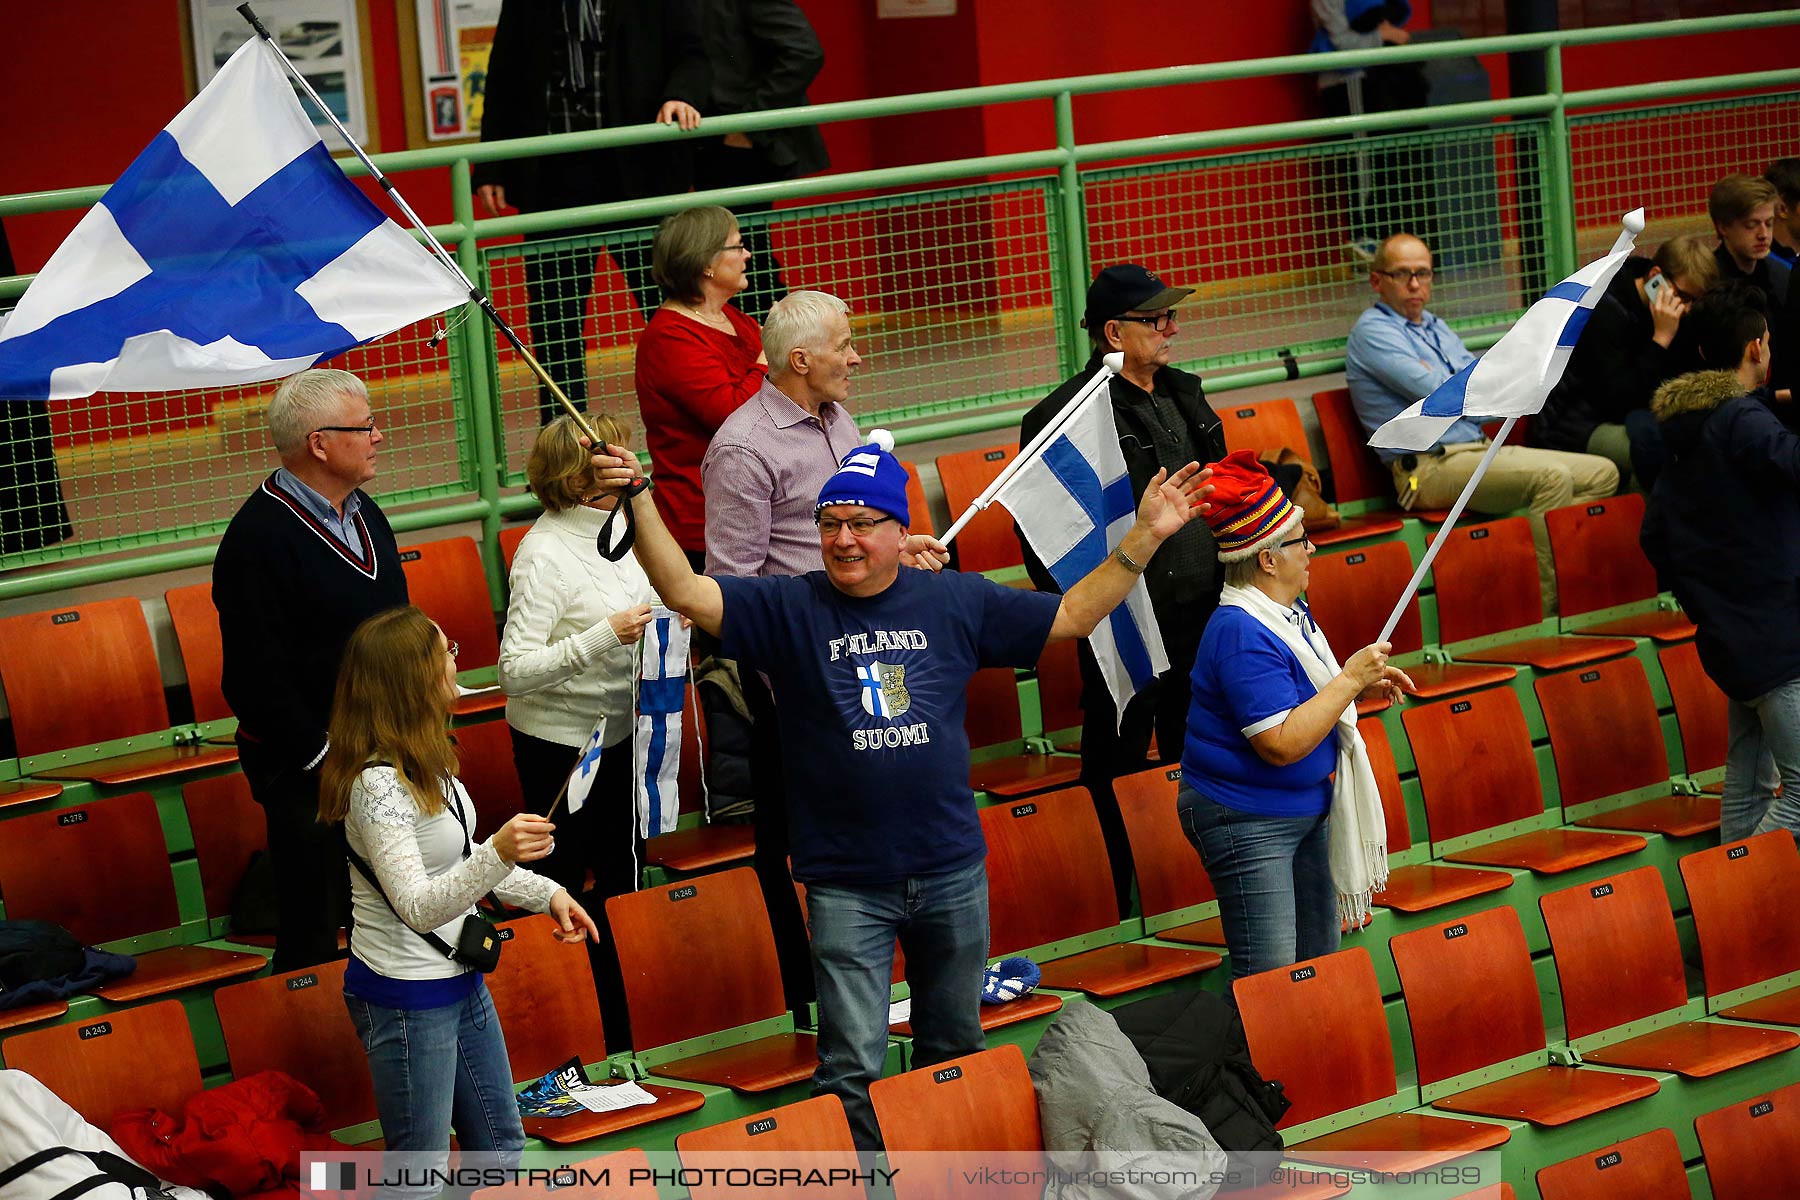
[1531,234,1717,493]
[213,368,408,972]
[1711,173,1795,404]
[1017,264,1229,916]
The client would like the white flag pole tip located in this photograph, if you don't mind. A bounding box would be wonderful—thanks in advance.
[1102,351,1125,374]
[1622,208,1646,236]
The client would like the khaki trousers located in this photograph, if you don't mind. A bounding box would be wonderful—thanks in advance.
[1395,441,1619,615]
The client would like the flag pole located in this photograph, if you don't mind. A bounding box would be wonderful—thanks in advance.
[235,3,600,446]
[1375,416,1518,645]
[939,353,1121,549]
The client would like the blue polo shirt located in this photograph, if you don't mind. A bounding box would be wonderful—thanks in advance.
[719,568,1060,884]
[1344,303,1483,463]
[1181,607,1337,816]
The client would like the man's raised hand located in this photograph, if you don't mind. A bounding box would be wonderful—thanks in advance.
[1136,463,1215,541]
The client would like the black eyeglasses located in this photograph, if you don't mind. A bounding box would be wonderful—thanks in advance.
[313,420,378,436]
[719,236,751,254]
[817,515,898,537]
[1276,534,1313,551]
[1378,268,1435,284]
[1114,309,1178,332]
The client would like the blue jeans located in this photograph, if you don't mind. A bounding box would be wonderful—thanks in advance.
[1723,679,1800,844]
[1178,784,1338,980]
[804,858,990,1150]
[344,983,524,1199]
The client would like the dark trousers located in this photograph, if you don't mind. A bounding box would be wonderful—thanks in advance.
[510,725,640,1052]
[239,738,348,974]
[743,669,817,1011]
[1076,628,1204,918]
[522,221,661,423]
[693,141,792,326]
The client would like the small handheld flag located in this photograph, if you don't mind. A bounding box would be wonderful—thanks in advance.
[563,717,608,815]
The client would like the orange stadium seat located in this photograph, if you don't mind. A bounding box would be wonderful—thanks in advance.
[485,913,704,1143]
[1660,640,1727,789]
[165,581,232,723]
[1539,864,1798,1077]
[869,1044,1043,1200]
[1235,947,1510,1171]
[1403,686,1646,874]
[981,786,1219,995]
[453,718,528,843]
[1390,904,1659,1127]
[181,771,268,940]
[0,791,262,1001]
[498,523,529,573]
[1,1000,203,1128]
[0,596,238,783]
[1545,495,1695,641]
[1359,716,1511,913]
[1430,516,1635,668]
[1679,832,1800,1026]
[1535,1129,1692,1200]
[213,959,378,1134]
[1306,540,1517,699]
[644,680,755,873]
[935,444,1023,574]
[1694,1083,1800,1200]
[899,459,933,536]
[1312,387,1453,523]
[966,653,1082,798]
[606,867,817,1092]
[1113,764,1224,945]
[1536,655,1719,838]
[398,536,505,716]
[676,1096,861,1200]
[1213,397,1400,546]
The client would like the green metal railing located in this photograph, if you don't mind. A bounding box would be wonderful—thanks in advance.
[1,10,1797,601]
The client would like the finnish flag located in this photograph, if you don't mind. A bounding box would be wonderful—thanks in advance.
[0,37,467,400]
[564,716,607,815]
[995,387,1168,727]
[1369,209,1646,451]
[634,608,690,839]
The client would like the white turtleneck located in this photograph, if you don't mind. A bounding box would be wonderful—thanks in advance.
[499,503,659,748]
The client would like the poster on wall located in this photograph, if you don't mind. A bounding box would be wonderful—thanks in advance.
[190,0,369,147]
[416,0,502,140]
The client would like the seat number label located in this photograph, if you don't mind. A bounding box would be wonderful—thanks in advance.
[1752,1100,1775,1118]
[1594,1151,1622,1170]
[288,973,318,990]
[1580,670,1601,683]
[669,885,698,902]
[1590,883,1614,898]
[400,549,422,562]
[80,1022,112,1039]
[1011,803,1037,818]
[1728,845,1750,860]
[1444,923,1468,939]
[747,1117,779,1135]
[1290,966,1316,982]
[933,1065,963,1084]
[57,811,88,826]
[52,611,80,625]
[1451,701,1472,714]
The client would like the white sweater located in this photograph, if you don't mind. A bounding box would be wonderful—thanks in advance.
[500,504,658,748]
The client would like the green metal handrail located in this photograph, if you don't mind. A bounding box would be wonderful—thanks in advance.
[0,10,1795,600]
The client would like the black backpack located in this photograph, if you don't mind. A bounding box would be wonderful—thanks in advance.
[0,920,86,993]
[1111,984,1291,1154]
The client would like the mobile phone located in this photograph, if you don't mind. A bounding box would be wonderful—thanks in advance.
[1645,273,1668,304]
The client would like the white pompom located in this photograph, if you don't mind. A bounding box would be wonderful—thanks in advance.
[867,428,896,453]
[1101,351,1125,374]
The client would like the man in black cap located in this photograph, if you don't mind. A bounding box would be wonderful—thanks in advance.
[1017,264,1229,916]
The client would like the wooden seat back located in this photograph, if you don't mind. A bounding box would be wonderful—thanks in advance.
[1234,946,1397,1128]
[1432,516,1542,643]
[1544,494,1659,616]
[1660,641,1728,776]
[1695,1083,1800,1200]
[1539,865,1688,1040]
[182,772,265,923]
[400,537,501,668]
[1113,765,1217,917]
[1403,687,1546,842]
[214,958,376,1130]
[936,444,1022,574]
[1536,655,1670,806]
[676,1096,861,1200]
[1306,540,1425,658]
[1217,398,1312,464]
[0,791,178,944]
[484,913,611,1080]
[1678,832,1800,998]
[0,596,170,755]
[1535,1129,1691,1200]
[1313,387,1390,505]
[1390,905,1548,1085]
[979,787,1118,955]
[605,867,785,1051]
[165,581,231,722]
[1,1000,202,1127]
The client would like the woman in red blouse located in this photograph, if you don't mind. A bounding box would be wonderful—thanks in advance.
[635,206,769,567]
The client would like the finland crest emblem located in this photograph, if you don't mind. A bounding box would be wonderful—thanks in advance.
[857,661,910,719]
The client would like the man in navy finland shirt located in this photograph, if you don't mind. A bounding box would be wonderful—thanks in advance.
[588,434,1209,1148]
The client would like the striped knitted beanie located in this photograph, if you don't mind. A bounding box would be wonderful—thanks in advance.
[1203,449,1304,562]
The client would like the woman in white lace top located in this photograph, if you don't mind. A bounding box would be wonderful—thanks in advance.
[319,605,599,1186]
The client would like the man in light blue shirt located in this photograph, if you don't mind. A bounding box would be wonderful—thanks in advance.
[1345,233,1618,613]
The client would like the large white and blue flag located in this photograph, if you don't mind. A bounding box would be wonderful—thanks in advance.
[995,384,1168,728]
[0,37,467,401]
[634,607,690,840]
[1369,209,1646,451]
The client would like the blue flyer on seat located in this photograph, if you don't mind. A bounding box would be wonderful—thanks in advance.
[516,1055,591,1118]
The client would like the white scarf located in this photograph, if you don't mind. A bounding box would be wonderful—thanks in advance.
[1217,583,1388,925]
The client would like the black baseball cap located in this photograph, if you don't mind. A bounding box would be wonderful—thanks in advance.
[1081,263,1194,330]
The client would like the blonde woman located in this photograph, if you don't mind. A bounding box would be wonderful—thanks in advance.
[320,606,598,1183]
[501,412,656,1045]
